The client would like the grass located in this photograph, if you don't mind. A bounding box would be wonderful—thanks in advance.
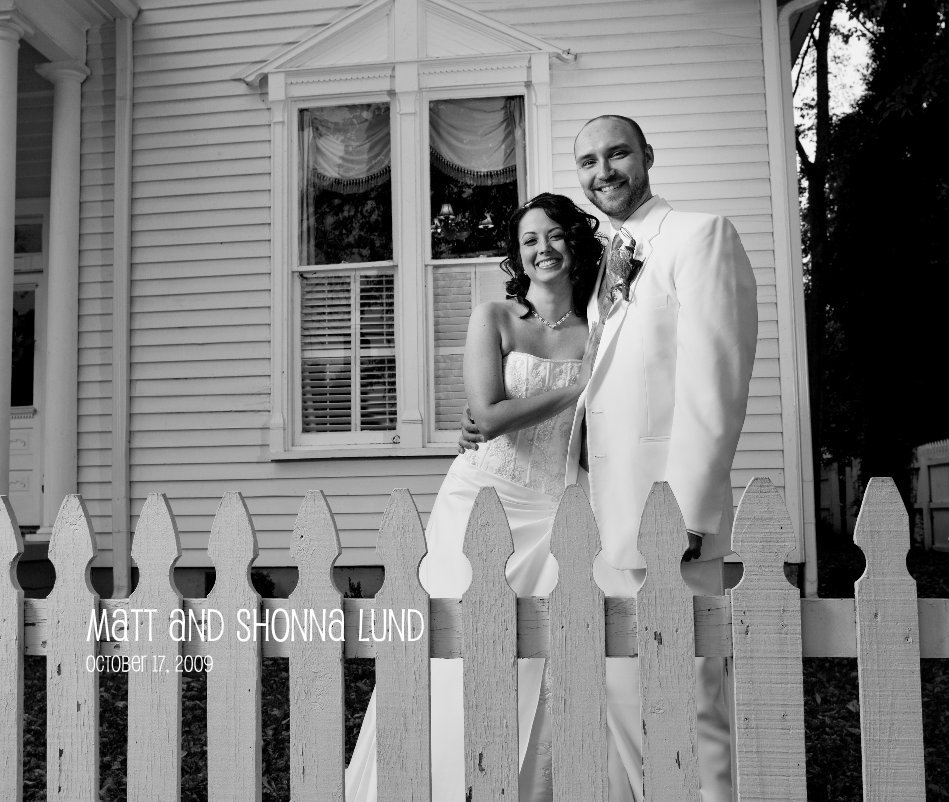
[19,550,949,800]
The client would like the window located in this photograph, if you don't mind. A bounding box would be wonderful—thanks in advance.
[257,18,555,455]
[428,96,526,439]
[295,102,398,445]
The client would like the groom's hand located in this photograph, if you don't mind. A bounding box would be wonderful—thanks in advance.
[682,530,703,562]
[458,406,484,453]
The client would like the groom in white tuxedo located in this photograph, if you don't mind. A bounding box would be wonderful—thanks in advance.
[461,115,756,800]
[569,115,757,801]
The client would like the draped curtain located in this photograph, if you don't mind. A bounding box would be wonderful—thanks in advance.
[428,96,524,190]
[299,96,524,198]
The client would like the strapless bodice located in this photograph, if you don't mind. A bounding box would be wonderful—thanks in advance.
[463,350,581,498]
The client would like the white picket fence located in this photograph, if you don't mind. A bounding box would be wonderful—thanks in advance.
[0,477,946,800]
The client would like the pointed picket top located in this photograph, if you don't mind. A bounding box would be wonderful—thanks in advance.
[637,482,689,587]
[853,477,910,575]
[207,491,259,587]
[461,487,518,799]
[635,482,699,801]
[0,497,24,802]
[375,489,428,588]
[731,477,797,589]
[47,495,98,586]
[290,490,341,591]
[288,490,344,802]
[0,496,24,579]
[461,487,515,597]
[130,494,181,598]
[548,484,608,802]
[853,477,925,801]
[548,483,598,586]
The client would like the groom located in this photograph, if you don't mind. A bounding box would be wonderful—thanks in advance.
[463,115,757,800]
[568,116,757,801]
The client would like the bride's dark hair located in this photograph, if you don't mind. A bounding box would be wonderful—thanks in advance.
[500,192,603,318]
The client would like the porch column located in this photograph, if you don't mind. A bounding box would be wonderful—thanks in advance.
[36,60,89,531]
[0,12,32,495]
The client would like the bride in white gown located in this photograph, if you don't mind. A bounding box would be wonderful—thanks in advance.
[345,193,610,801]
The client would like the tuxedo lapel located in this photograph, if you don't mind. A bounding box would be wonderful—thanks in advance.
[628,196,672,277]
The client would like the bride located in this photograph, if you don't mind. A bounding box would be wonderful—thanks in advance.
[345,193,603,801]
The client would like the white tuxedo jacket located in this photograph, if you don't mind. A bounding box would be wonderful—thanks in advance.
[566,197,758,569]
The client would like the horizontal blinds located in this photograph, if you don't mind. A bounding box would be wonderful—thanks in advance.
[300,270,396,434]
[432,264,507,430]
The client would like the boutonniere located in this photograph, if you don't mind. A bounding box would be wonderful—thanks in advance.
[614,228,644,301]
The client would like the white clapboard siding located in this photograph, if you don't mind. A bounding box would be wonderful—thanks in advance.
[95,0,791,568]
[77,24,117,553]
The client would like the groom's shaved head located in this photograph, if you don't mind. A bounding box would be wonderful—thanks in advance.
[575,115,648,152]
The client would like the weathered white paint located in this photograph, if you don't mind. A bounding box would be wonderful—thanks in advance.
[548,484,608,801]
[854,479,926,801]
[45,495,99,801]
[5,481,947,798]
[288,491,345,801]
[461,489,519,799]
[730,478,806,800]
[635,483,699,800]
[126,494,182,802]
[205,492,262,801]
[373,490,431,802]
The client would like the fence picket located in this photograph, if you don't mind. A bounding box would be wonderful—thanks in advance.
[730,478,806,800]
[548,485,608,802]
[288,490,344,801]
[46,496,99,801]
[853,478,925,801]
[374,489,430,802]
[461,488,518,800]
[636,482,699,801]
[0,498,23,802]
[206,492,261,801]
[126,494,183,801]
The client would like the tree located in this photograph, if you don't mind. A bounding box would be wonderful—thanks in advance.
[800,0,949,502]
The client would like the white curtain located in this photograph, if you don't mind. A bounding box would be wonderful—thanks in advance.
[300,103,392,194]
[429,96,524,187]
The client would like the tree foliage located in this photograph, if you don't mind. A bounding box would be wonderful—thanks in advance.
[800,0,949,498]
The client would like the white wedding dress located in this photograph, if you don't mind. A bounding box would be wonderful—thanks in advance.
[345,351,581,801]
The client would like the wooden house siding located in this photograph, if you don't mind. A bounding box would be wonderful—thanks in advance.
[105,0,791,567]
[78,24,117,564]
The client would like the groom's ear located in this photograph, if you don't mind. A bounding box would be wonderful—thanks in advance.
[644,144,655,171]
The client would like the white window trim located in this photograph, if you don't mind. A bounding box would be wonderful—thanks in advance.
[264,54,553,459]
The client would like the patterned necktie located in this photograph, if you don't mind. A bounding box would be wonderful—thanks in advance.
[597,232,639,322]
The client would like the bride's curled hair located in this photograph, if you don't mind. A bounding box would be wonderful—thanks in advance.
[500,192,604,318]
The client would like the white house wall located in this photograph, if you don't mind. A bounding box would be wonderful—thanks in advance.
[74,0,792,567]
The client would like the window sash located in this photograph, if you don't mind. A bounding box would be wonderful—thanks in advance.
[429,261,509,441]
[297,268,397,444]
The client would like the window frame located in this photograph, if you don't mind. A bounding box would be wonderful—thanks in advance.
[290,94,399,448]
[265,55,552,458]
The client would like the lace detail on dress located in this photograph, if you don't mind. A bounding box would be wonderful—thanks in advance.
[464,351,581,497]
